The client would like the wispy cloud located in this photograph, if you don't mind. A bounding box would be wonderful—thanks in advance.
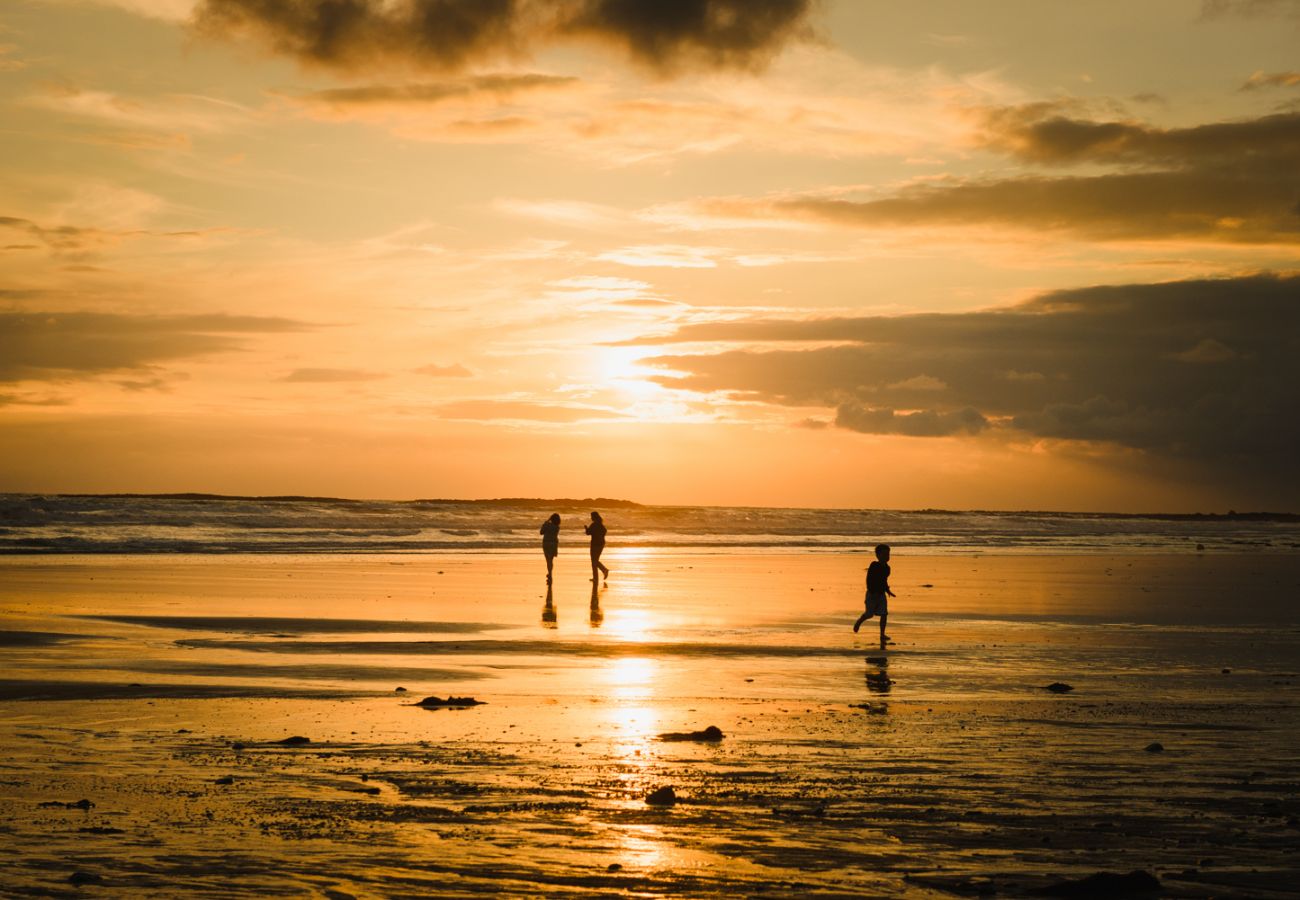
[415,363,472,377]
[1240,70,1300,90]
[28,84,251,135]
[434,399,626,423]
[280,368,386,383]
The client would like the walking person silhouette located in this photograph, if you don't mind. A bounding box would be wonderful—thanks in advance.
[585,511,610,585]
[540,513,560,585]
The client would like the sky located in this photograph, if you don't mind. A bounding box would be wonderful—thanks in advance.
[1,0,1297,511]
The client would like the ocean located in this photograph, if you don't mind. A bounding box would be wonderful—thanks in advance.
[2,493,1296,554]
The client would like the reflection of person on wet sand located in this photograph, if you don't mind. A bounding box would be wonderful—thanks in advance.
[589,580,603,628]
[854,543,896,645]
[584,511,610,585]
[541,583,557,628]
[539,513,560,585]
[864,655,891,694]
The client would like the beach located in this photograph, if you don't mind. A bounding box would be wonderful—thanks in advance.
[2,551,1299,897]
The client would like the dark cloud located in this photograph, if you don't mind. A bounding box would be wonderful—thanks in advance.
[281,368,387,382]
[978,105,1300,167]
[835,404,989,437]
[194,0,815,74]
[0,312,311,382]
[737,169,1299,243]
[701,107,1300,244]
[638,274,1300,480]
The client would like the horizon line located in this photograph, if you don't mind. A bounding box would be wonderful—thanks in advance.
[2,491,1296,520]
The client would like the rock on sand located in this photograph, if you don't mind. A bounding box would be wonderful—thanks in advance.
[657,725,723,742]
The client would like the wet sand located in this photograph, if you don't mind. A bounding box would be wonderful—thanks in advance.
[1,552,1298,897]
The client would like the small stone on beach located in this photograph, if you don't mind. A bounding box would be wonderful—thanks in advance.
[214,775,234,785]
[646,786,676,806]
[394,686,407,692]
[1044,682,1074,693]
[1034,868,1159,897]
[607,863,622,872]
[275,735,311,745]
[657,725,723,742]
[1144,742,1164,753]
[68,872,103,886]
[416,695,484,708]
[39,798,94,810]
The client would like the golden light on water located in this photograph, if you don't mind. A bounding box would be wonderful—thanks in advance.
[601,608,657,643]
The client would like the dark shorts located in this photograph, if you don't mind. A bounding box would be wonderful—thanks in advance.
[864,592,888,617]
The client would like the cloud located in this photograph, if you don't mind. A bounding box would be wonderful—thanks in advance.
[287,73,580,119]
[835,404,988,437]
[0,215,238,257]
[636,274,1300,476]
[281,368,386,382]
[434,399,626,422]
[194,0,815,75]
[28,84,249,135]
[976,104,1300,166]
[1168,338,1239,363]
[688,107,1300,244]
[1241,70,1300,90]
[0,393,71,408]
[493,198,627,230]
[415,362,472,377]
[0,312,311,382]
[597,244,720,268]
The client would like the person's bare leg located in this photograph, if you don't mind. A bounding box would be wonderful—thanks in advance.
[879,611,888,645]
[853,611,871,633]
[546,556,554,585]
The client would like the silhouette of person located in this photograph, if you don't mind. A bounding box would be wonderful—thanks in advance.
[584,511,609,584]
[589,580,604,628]
[854,543,896,646]
[540,513,560,585]
[542,583,557,628]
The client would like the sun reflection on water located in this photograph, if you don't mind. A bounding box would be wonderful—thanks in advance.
[602,607,657,642]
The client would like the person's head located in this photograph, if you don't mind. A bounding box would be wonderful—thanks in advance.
[590,511,602,523]
[549,513,561,525]
[875,543,891,561]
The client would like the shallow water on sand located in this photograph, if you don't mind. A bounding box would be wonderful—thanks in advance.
[1,552,1298,897]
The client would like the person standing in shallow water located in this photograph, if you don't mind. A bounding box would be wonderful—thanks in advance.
[585,511,610,584]
[854,543,895,645]
[540,513,560,585]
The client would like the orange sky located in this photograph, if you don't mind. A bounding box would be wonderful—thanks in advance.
[1,0,1297,510]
